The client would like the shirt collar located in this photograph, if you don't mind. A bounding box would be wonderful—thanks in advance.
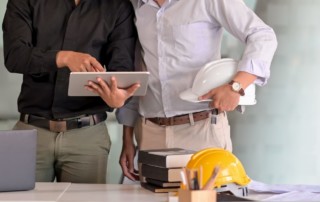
[137,0,145,8]
[138,0,179,8]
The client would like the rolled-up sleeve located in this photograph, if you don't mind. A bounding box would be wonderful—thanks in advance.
[116,96,140,127]
[207,0,278,86]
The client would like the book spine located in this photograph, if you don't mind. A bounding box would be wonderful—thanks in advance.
[141,164,169,181]
[138,152,167,167]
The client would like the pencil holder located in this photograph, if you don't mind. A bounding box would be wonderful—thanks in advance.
[178,189,216,202]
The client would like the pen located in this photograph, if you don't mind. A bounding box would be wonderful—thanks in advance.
[180,168,189,190]
[198,165,203,189]
[202,166,220,190]
[189,169,200,190]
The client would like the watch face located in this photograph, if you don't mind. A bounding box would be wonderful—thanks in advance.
[232,82,241,91]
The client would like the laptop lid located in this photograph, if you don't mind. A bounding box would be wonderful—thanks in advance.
[0,129,37,192]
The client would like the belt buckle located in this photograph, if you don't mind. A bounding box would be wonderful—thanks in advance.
[212,109,219,115]
[49,120,67,132]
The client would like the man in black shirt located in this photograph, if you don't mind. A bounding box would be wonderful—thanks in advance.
[2,0,138,183]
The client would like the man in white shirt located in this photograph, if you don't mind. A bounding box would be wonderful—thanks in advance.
[89,0,277,181]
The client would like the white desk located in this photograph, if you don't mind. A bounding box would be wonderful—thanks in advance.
[0,183,169,202]
[0,183,272,202]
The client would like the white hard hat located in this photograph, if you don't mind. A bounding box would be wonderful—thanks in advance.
[180,58,257,105]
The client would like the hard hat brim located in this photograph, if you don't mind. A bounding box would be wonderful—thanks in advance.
[180,88,257,105]
[179,88,212,103]
[239,96,257,105]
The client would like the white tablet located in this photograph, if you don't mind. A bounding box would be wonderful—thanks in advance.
[68,71,150,96]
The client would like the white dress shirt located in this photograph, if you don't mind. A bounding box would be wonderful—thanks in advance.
[116,0,277,126]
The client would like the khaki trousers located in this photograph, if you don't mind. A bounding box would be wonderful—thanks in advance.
[135,112,232,152]
[13,121,111,183]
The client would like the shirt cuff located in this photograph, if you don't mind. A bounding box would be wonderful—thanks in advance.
[116,96,140,127]
[238,58,271,86]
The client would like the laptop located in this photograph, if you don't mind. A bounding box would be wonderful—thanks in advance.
[0,129,37,192]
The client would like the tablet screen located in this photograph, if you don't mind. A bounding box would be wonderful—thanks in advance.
[68,71,150,96]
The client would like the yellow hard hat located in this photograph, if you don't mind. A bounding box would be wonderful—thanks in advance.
[186,148,251,196]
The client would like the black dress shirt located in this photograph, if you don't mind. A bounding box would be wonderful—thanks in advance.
[2,0,136,119]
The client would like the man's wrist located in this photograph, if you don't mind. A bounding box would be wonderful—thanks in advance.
[229,80,245,96]
[56,50,69,68]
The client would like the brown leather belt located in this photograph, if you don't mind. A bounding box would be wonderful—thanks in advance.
[20,113,107,132]
[146,109,218,126]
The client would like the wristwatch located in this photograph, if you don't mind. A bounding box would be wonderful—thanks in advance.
[229,80,245,96]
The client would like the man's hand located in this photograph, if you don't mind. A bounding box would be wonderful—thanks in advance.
[56,50,104,72]
[199,84,240,112]
[85,77,140,108]
[119,126,139,181]
[199,71,258,111]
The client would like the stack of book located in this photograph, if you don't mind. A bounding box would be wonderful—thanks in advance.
[138,148,195,193]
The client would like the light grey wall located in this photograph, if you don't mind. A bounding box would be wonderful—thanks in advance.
[0,1,6,47]
[229,0,320,185]
[0,0,21,119]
